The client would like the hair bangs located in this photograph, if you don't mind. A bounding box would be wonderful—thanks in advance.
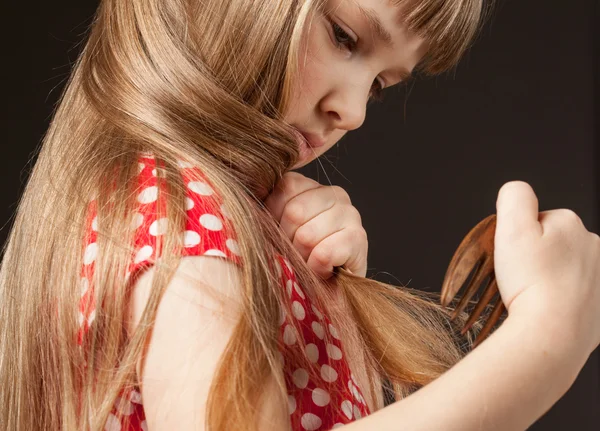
[395,0,490,75]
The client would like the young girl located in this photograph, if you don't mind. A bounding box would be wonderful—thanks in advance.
[1,0,599,430]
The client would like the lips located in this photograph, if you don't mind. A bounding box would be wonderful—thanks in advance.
[294,129,326,149]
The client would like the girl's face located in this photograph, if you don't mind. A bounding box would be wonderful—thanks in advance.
[285,0,428,170]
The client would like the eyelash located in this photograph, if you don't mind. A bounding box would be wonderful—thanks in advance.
[329,20,385,102]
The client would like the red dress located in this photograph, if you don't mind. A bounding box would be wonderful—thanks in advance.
[78,154,371,430]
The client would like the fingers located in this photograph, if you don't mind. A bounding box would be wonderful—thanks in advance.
[264,172,367,280]
[306,226,369,280]
[264,172,321,222]
[278,185,353,241]
[292,204,362,261]
[496,181,542,244]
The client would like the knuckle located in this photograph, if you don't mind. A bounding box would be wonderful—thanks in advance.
[350,225,368,242]
[295,225,315,245]
[332,185,350,202]
[347,205,362,223]
[559,208,583,226]
[281,201,306,225]
[280,172,303,190]
[313,246,331,264]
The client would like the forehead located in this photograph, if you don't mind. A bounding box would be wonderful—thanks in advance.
[343,0,429,73]
[346,0,424,42]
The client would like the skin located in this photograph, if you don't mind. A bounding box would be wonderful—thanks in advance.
[266,0,427,280]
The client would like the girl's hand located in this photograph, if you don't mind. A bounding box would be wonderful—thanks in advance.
[493,181,600,357]
[265,172,368,280]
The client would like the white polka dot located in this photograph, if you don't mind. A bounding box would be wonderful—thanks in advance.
[351,384,361,401]
[78,312,85,327]
[226,238,241,255]
[278,351,285,366]
[188,181,214,196]
[137,186,158,204]
[203,249,227,257]
[87,309,96,326]
[283,324,297,345]
[185,197,194,210]
[311,321,325,339]
[353,404,362,419]
[326,343,343,360]
[199,214,223,231]
[283,258,293,273]
[183,230,201,247]
[286,279,293,297]
[350,372,359,386]
[177,159,194,168]
[331,424,345,429]
[292,301,306,320]
[151,168,157,176]
[311,388,330,407]
[138,162,145,173]
[311,305,324,320]
[104,413,121,431]
[114,396,134,415]
[80,277,89,296]
[220,204,232,220]
[293,281,305,299]
[321,364,338,382]
[91,216,98,231]
[149,218,168,236]
[83,243,98,265]
[328,323,340,340]
[134,245,153,264]
[131,212,144,230]
[274,259,283,280]
[288,395,297,414]
[305,343,319,363]
[341,400,353,420]
[301,413,322,430]
[279,307,287,326]
[292,368,309,389]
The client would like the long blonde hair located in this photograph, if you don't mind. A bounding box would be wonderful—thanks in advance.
[0,0,492,429]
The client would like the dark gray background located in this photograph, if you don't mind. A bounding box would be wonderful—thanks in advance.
[3,0,598,428]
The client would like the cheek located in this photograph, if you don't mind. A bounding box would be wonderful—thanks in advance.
[294,22,331,101]
[294,62,322,103]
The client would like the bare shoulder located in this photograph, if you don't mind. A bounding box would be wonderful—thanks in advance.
[125,255,290,429]
[127,256,244,340]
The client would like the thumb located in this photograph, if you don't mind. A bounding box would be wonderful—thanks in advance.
[495,181,542,244]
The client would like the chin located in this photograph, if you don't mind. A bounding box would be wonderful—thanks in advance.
[291,159,310,170]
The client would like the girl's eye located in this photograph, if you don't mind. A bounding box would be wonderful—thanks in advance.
[330,21,357,52]
[329,20,386,103]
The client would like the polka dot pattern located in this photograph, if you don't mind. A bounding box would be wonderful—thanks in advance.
[77,154,370,430]
[277,254,371,429]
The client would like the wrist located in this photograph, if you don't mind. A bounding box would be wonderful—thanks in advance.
[504,302,590,387]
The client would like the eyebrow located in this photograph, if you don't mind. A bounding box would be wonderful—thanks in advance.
[353,3,414,83]
[355,3,394,48]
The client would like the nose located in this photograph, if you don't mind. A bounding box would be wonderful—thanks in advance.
[319,83,368,132]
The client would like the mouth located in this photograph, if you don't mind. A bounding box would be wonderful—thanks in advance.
[293,128,326,149]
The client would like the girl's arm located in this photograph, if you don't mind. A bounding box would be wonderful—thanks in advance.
[127,256,292,430]
[345,308,587,431]
[129,258,587,430]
